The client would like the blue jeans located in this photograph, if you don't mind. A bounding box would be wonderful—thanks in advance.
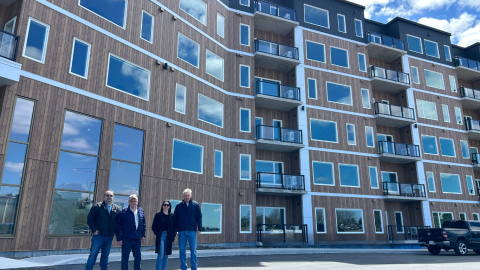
[178,231,197,270]
[121,239,141,270]
[85,234,113,270]
[155,231,169,270]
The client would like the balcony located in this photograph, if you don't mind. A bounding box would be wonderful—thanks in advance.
[256,224,308,247]
[465,118,480,140]
[454,56,480,81]
[370,66,411,94]
[383,182,427,201]
[366,32,406,62]
[0,29,21,87]
[255,80,301,111]
[254,39,300,72]
[378,141,421,163]
[255,125,304,152]
[460,86,480,110]
[254,0,299,36]
[255,172,307,196]
[374,102,415,128]
[472,153,480,172]
[389,225,430,245]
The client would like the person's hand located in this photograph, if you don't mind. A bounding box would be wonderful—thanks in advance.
[94,230,99,235]
[197,231,201,236]
[141,237,146,243]
[118,241,123,246]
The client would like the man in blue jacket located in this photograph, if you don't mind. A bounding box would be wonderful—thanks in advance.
[115,194,146,270]
[174,188,202,270]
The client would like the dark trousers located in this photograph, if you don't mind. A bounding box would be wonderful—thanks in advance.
[121,239,142,270]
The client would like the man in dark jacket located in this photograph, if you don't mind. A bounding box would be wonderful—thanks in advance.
[85,190,121,270]
[174,189,202,270]
[115,194,146,270]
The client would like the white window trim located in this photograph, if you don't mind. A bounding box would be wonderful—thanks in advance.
[444,45,452,62]
[175,83,187,114]
[239,204,252,233]
[337,14,346,33]
[326,81,352,106]
[171,138,204,174]
[373,209,384,234]
[424,69,445,90]
[421,135,439,156]
[179,0,207,26]
[354,19,363,38]
[449,75,457,93]
[217,13,225,38]
[304,4,330,29]
[365,126,375,148]
[411,66,420,84]
[140,10,154,43]
[68,37,91,79]
[305,40,326,63]
[315,207,327,234]
[239,154,251,180]
[377,133,393,143]
[310,118,338,143]
[239,108,251,133]
[239,64,250,88]
[454,107,463,125]
[312,161,335,186]
[358,53,367,72]
[307,78,318,100]
[105,53,151,101]
[201,202,222,234]
[439,137,456,158]
[460,212,467,220]
[177,32,200,68]
[330,46,350,69]
[474,213,480,221]
[206,49,224,82]
[5,16,17,33]
[424,39,440,58]
[338,163,360,188]
[239,0,250,7]
[416,99,438,120]
[395,211,404,233]
[22,17,50,64]
[441,104,450,123]
[346,123,356,146]
[361,88,370,109]
[214,149,223,178]
[273,119,282,127]
[466,175,475,195]
[440,173,463,194]
[239,23,250,46]
[381,171,398,188]
[78,0,128,29]
[426,171,436,193]
[198,94,224,128]
[369,166,379,189]
[335,208,364,234]
[433,211,455,227]
[407,34,423,54]
[461,140,469,159]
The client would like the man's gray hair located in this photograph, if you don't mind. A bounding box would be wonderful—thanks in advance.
[183,188,192,194]
[105,190,114,195]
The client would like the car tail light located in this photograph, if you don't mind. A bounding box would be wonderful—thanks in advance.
[442,230,448,238]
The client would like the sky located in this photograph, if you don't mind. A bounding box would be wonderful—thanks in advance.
[346,0,480,47]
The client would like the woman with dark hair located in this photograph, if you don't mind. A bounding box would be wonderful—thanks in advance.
[152,199,177,270]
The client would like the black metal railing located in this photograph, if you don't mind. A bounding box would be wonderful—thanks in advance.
[254,0,296,21]
[461,86,480,100]
[366,31,405,50]
[254,39,299,60]
[465,118,480,131]
[256,224,307,244]
[374,102,415,120]
[388,225,430,244]
[472,153,480,165]
[455,56,480,71]
[382,182,426,198]
[255,125,302,144]
[370,66,410,84]
[0,29,20,62]
[378,141,420,157]
[256,172,305,190]
[255,80,300,101]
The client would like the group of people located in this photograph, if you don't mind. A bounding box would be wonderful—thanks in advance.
[85,188,202,270]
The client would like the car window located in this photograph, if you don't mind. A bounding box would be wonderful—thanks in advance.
[443,221,467,229]
[470,222,480,230]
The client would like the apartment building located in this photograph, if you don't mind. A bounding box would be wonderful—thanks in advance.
[0,0,479,255]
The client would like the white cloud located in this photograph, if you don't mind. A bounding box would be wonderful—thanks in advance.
[5,162,24,173]
[406,0,455,11]
[345,0,394,18]
[418,13,480,47]
[458,0,480,11]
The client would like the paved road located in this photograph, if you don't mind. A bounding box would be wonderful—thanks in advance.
[13,252,480,270]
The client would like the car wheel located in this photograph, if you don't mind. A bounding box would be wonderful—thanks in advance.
[474,249,480,255]
[454,240,468,256]
[428,247,441,255]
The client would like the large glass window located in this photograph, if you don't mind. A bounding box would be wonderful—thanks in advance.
[206,50,224,81]
[339,164,360,187]
[256,160,283,186]
[416,99,438,120]
[373,210,383,233]
[240,24,250,46]
[395,212,404,233]
[175,84,187,114]
[449,75,457,92]
[426,171,436,192]
[326,82,352,105]
[256,207,285,228]
[440,173,462,194]
[140,10,154,43]
[365,126,374,148]
[441,104,450,123]
[315,208,326,233]
[310,119,338,143]
[240,65,250,88]
[439,138,456,157]
[172,139,204,174]
[336,209,364,233]
[355,19,363,38]
[361,89,370,109]
[424,70,445,90]
[180,0,207,25]
[198,94,223,128]
[407,35,423,54]
[466,175,475,195]
[421,135,438,155]
[23,18,50,63]
[69,38,91,79]
[240,108,251,133]
[106,54,150,100]
[346,123,356,145]
[79,0,127,28]
[312,161,334,186]
[369,166,379,189]
[454,107,462,125]
[304,4,329,29]
[240,154,251,180]
[217,13,224,38]
[202,203,222,234]
[411,66,420,84]
[424,40,439,58]
[444,45,452,62]
[306,41,326,63]
[432,212,454,228]
[308,78,317,99]
[337,14,346,33]
[358,53,366,72]
[178,33,200,68]
[330,47,349,68]
[214,150,223,178]
[240,205,251,233]
[461,141,469,159]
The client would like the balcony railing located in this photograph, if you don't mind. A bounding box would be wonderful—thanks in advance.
[378,141,420,157]
[455,56,480,71]
[254,39,299,60]
[255,125,302,144]
[254,0,296,21]
[256,172,305,190]
[374,102,415,120]
[461,86,480,100]
[370,66,410,84]
[465,118,480,131]
[388,225,430,244]
[0,29,20,62]
[256,224,307,244]
[255,80,300,101]
[472,153,480,164]
[366,31,405,50]
[382,182,426,198]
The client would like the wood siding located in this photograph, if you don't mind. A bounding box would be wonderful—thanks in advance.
[423,163,478,201]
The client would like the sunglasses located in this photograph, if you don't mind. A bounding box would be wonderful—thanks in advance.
[105,195,113,197]
[163,204,171,207]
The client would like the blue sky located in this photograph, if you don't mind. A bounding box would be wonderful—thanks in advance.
[347,0,480,47]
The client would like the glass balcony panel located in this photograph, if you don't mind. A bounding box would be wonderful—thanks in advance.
[278,7,295,21]
[394,39,405,50]
[256,125,302,143]
[373,66,386,79]
[458,57,469,68]
[279,85,299,100]
[407,144,419,157]
[377,103,390,115]
[0,30,19,61]
[463,87,474,98]
[390,106,403,117]
[386,69,399,81]
[258,40,278,55]
[383,36,394,47]
[256,1,277,15]
[468,59,479,70]
[278,44,297,59]
[283,174,304,189]
[470,119,480,131]
[256,81,280,97]
[384,182,399,193]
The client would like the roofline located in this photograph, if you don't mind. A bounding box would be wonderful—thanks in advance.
[452,42,480,50]
[340,0,366,9]
[366,17,452,36]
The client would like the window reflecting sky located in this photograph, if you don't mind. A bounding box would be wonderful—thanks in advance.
[424,40,439,58]
[331,47,349,68]
[206,50,224,81]
[55,151,98,192]
[240,155,250,179]
[80,0,127,27]
[202,203,221,233]
[440,174,461,194]
[361,89,369,108]
[339,164,359,187]
[61,111,102,155]
[178,33,199,67]
[180,0,207,25]
[313,162,334,185]
[424,70,444,90]
[306,41,325,62]
[214,150,222,177]
[439,138,455,156]
[366,127,374,147]
[172,140,203,173]
[25,20,48,61]
[304,5,329,28]
[369,167,378,188]
[112,124,144,163]
[108,160,141,195]
[141,12,153,42]
[71,40,90,77]
[408,36,423,53]
[2,142,27,186]
[422,136,438,154]
[10,98,34,143]
[240,66,249,87]
[240,25,249,46]
[311,119,337,142]
[338,15,345,33]
[107,55,150,100]
[0,186,20,235]
[347,124,355,144]
[198,95,223,127]
[175,84,186,113]
[358,54,366,72]
[240,109,250,132]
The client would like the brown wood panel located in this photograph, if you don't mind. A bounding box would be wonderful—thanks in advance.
[255,107,296,130]
[255,150,299,175]
[371,90,408,108]
[413,90,466,130]
[423,163,478,201]
[254,67,290,85]
[369,57,402,72]
[418,125,470,165]
[255,195,301,224]
[409,58,459,97]
[254,29,294,47]
[0,0,23,32]
[376,125,412,145]
[429,201,480,221]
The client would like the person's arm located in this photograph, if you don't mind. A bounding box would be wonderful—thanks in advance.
[152,213,159,236]
[142,211,147,238]
[87,204,97,234]
[115,211,123,244]
[174,205,179,231]
[196,203,203,233]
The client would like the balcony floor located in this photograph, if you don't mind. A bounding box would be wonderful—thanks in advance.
[456,66,480,81]
[253,12,299,36]
[255,139,305,152]
[375,114,415,128]
[367,43,407,62]
[255,94,302,111]
[254,52,300,73]
[467,130,480,140]
[255,188,307,196]
[379,153,421,164]
[0,57,21,87]
[461,97,480,110]
[383,195,427,202]
[371,77,411,94]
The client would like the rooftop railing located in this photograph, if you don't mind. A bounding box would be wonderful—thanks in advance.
[254,0,297,21]
[366,31,405,50]
[254,39,299,60]
[256,224,308,244]
[0,29,20,62]
[461,86,480,100]
[255,80,300,101]
[455,56,480,71]
[383,182,426,198]
[256,172,305,190]
[374,102,415,120]
[370,65,410,84]
[255,125,302,144]
[465,118,480,132]
[378,141,420,157]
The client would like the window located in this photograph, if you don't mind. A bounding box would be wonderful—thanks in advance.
[206,50,224,81]
[355,19,363,38]
[23,18,50,63]
[466,175,475,195]
[336,209,364,233]
[240,65,250,88]
[175,84,187,114]
[432,212,453,228]
[407,35,423,54]
[373,210,383,233]
[454,107,462,125]
[326,82,352,105]
[474,213,480,221]
[315,208,326,233]
[416,99,438,120]
[460,212,466,221]
[79,0,127,28]
[312,161,334,186]
[424,40,439,58]
[339,164,360,187]
[310,119,338,143]
[140,11,154,43]
[69,38,91,79]
[308,78,317,99]
[180,0,207,25]
[240,24,250,46]
[358,53,366,72]
[240,205,251,233]
[395,212,404,233]
[214,150,223,178]
[240,108,251,133]
[239,0,250,7]
[178,33,200,68]
[369,166,379,189]
[330,47,349,68]
[202,203,222,234]
[461,141,469,159]
[106,54,150,100]
[444,45,452,62]
[337,14,346,33]
[305,41,326,63]
[421,135,438,155]
[365,126,374,148]
[440,173,462,194]
[256,207,285,228]
[346,123,356,145]
[449,75,457,92]
[240,154,251,180]
[426,171,436,192]
[256,160,283,186]
[361,89,370,109]
[198,94,223,128]
[439,138,455,157]
[304,4,329,29]
[172,139,203,174]
[217,13,225,38]
[424,70,445,90]
[441,104,450,123]
[411,66,420,84]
